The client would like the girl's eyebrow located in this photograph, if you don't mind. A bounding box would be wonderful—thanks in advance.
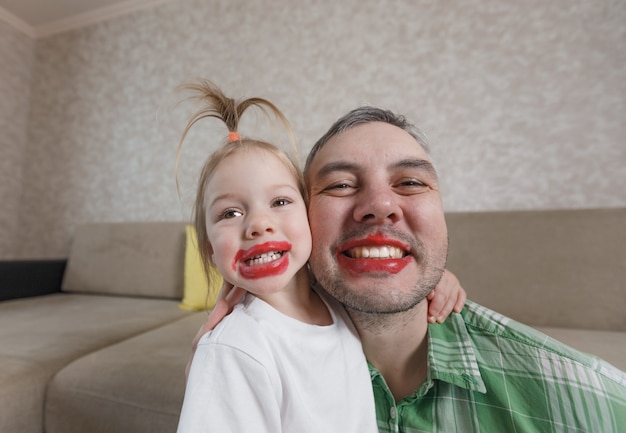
[208,183,301,208]
[207,193,236,209]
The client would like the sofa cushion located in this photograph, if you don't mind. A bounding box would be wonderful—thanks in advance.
[178,225,223,311]
[45,313,207,433]
[0,293,190,433]
[62,222,186,299]
[0,356,51,433]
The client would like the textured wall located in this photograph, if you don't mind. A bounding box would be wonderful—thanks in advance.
[0,20,34,258]
[4,0,626,258]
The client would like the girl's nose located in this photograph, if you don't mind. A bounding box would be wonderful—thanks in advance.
[245,213,275,239]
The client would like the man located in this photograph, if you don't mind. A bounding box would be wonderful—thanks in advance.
[196,106,626,431]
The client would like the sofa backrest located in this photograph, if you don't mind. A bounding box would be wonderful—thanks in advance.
[446,208,626,331]
[62,222,187,299]
[60,210,625,329]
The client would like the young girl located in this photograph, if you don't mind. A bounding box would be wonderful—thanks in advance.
[176,81,465,432]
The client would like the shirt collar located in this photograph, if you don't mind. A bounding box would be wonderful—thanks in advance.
[368,307,486,401]
[426,309,486,394]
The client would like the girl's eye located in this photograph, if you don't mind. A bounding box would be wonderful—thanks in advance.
[220,209,243,220]
[272,198,292,207]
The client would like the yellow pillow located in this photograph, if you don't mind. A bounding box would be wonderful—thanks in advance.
[179,225,223,311]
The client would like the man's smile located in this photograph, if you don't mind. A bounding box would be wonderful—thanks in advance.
[345,245,405,259]
[337,233,412,275]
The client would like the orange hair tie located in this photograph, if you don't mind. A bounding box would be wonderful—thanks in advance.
[228,131,240,143]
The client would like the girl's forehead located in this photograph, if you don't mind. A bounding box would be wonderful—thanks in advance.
[207,147,300,191]
[220,147,294,173]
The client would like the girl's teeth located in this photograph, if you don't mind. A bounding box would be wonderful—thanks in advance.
[246,251,283,266]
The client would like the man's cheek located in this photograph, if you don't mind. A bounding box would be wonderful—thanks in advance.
[307,214,322,239]
[309,212,337,236]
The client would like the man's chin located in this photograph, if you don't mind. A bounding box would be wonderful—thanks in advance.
[344,299,424,315]
[328,267,445,314]
[321,279,424,313]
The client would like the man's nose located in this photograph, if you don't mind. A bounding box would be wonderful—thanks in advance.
[353,184,402,224]
[245,212,275,238]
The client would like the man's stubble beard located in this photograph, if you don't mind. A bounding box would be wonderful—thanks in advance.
[311,236,448,319]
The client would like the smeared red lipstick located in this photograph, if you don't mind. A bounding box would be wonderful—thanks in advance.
[233,241,291,279]
[336,233,411,276]
[341,233,408,250]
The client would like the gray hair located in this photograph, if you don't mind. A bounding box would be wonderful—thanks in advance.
[304,106,430,176]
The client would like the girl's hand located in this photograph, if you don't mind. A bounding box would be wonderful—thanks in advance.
[427,269,467,323]
[186,281,246,378]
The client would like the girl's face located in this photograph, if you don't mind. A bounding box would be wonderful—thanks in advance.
[204,148,312,298]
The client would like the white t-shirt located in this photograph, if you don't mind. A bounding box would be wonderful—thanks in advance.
[178,292,378,433]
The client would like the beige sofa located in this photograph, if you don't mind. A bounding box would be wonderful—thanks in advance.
[1,208,624,433]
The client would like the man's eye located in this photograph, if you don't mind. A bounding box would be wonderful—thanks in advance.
[400,180,424,187]
[327,182,351,190]
[395,178,431,194]
[319,181,356,197]
[272,198,292,207]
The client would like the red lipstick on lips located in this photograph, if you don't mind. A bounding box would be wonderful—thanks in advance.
[233,241,291,279]
[337,233,411,276]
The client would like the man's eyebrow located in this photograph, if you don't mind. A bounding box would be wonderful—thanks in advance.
[394,158,437,175]
[314,161,359,178]
[314,159,438,178]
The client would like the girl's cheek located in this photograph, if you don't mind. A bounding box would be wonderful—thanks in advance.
[212,238,236,272]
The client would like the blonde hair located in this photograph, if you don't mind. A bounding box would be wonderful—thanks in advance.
[175,79,305,282]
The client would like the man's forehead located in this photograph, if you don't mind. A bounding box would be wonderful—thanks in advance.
[309,124,431,171]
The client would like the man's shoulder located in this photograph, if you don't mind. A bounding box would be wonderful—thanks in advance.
[460,300,594,362]
[459,300,626,386]
[460,299,542,343]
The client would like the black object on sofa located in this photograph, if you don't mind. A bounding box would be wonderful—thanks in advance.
[0,260,66,301]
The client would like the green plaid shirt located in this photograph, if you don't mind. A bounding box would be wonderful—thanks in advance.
[370,300,626,433]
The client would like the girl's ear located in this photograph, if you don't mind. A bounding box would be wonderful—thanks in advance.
[208,243,215,264]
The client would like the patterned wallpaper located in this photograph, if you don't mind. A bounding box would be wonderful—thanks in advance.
[2,0,625,258]
[0,19,34,258]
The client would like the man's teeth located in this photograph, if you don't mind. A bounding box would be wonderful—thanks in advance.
[246,251,284,266]
[347,246,405,259]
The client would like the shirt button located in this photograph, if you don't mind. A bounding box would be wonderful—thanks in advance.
[390,407,397,419]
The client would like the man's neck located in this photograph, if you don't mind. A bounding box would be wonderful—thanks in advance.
[348,301,430,402]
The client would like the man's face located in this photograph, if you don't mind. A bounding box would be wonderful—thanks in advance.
[306,121,448,314]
